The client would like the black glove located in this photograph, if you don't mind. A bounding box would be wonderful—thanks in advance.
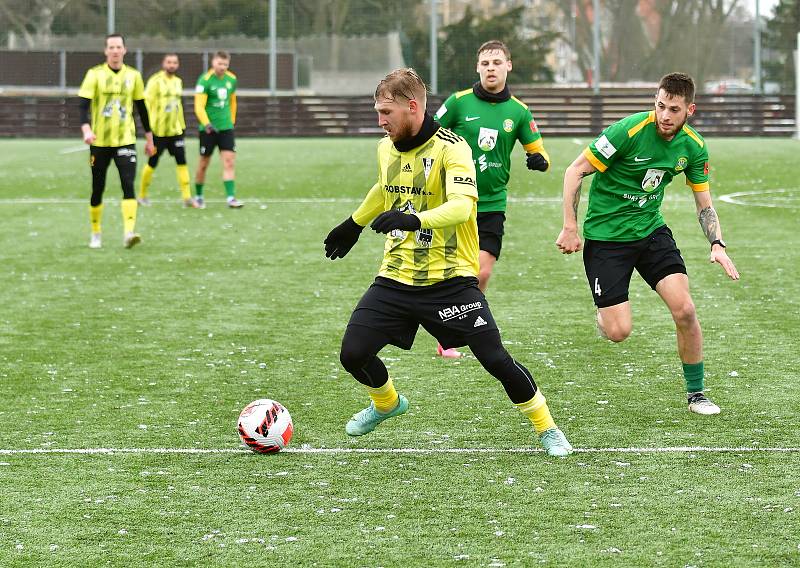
[526,152,549,172]
[204,123,217,134]
[324,216,364,259]
[370,210,422,234]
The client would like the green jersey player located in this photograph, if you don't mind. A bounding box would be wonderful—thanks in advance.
[434,40,550,358]
[193,50,242,208]
[556,73,739,416]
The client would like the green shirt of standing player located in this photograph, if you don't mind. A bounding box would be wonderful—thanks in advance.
[193,50,242,208]
[556,72,739,416]
[433,39,550,358]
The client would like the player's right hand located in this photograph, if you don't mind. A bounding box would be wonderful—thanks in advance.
[556,228,583,254]
[82,130,96,145]
[526,152,549,172]
[204,124,217,134]
[324,217,364,260]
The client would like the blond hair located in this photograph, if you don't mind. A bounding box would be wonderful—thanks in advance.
[374,68,428,108]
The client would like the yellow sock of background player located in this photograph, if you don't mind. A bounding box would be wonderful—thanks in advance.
[121,199,138,234]
[176,164,192,201]
[139,164,155,200]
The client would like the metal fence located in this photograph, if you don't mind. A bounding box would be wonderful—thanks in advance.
[2,91,793,138]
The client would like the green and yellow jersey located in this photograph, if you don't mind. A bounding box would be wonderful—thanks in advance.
[144,70,185,137]
[78,63,145,147]
[353,127,480,286]
[582,111,710,241]
[194,70,237,131]
[435,88,546,212]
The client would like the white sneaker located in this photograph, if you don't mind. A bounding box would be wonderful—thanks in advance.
[688,392,721,415]
[89,232,102,249]
[123,232,141,249]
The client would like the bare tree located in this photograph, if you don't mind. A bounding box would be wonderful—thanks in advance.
[0,0,74,48]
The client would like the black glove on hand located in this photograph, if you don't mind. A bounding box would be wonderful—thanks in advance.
[526,152,549,172]
[370,210,422,234]
[204,123,217,134]
[324,216,364,259]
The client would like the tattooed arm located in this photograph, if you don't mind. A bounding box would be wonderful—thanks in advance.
[556,152,597,254]
[693,190,740,280]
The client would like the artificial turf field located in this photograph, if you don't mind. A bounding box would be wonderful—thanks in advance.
[0,137,798,566]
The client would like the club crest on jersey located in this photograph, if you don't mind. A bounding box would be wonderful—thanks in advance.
[422,157,434,180]
[641,168,666,192]
[503,119,514,132]
[675,156,688,172]
[478,127,498,151]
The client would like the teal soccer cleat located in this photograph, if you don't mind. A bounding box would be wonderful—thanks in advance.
[345,395,409,436]
[539,427,573,457]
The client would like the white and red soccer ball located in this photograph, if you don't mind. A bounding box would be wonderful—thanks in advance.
[237,399,293,453]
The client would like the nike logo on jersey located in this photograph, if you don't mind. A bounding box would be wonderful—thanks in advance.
[634,156,652,162]
[465,116,480,121]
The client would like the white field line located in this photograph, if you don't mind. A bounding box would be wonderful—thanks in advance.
[0,446,799,456]
[718,188,798,208]
[0,195,699,205]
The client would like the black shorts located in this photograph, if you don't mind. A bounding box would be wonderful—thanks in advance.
[477,212,506,259]
[347,276,499,350]
[199,129,235,156]
[150,134,186,166]
[583,225,687,308]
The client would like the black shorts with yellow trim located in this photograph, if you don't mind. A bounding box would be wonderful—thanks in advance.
[346,276,498,350]
[477,211,506,260]
[583,225,687,308]
[199,129,235,156]
[151,134,186,165]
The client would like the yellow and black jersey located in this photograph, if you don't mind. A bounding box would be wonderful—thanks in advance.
[356,120,480,286]
[144,70,185,137]
[78,63,145,147]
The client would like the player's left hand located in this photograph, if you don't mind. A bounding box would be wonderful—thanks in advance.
[710,247,739,280]
[526,152,549,172]
[144,141,156,157]
[370,210,421,234]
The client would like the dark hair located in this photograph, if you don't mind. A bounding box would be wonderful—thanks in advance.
[375,68,428,107]
[105,33,125,47]
[213,50,231,60]
[477,40,511,60]
[162,52,179,61]
[658,73,695,103]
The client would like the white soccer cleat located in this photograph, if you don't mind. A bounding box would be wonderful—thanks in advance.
[227,197,244,208]
[183,198,200,208]
[687,392,721,415]
[89,232,102,249]
[123,232,141,249]
[137,197,151,206]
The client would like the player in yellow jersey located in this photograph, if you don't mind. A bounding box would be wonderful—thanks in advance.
[79,34,154,249]
[139,53,198,208]
[323,69,572,457]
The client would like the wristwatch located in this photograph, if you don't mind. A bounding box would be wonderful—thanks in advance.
[711,239,727,249]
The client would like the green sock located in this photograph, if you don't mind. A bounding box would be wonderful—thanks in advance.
[683,362,704,393]
[223,179,235,199]
[195,183,204,197]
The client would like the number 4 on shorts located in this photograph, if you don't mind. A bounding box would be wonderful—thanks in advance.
[594,278,602,296]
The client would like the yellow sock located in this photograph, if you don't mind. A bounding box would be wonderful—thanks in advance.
[176,164,191,200]
[140,164,155,199]
[366,377,399,413]
[121,198,138,234]
[89,203,104,233]
[515,390,556,434]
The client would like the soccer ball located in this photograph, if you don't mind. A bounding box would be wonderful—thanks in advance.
[237,399,293,453]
